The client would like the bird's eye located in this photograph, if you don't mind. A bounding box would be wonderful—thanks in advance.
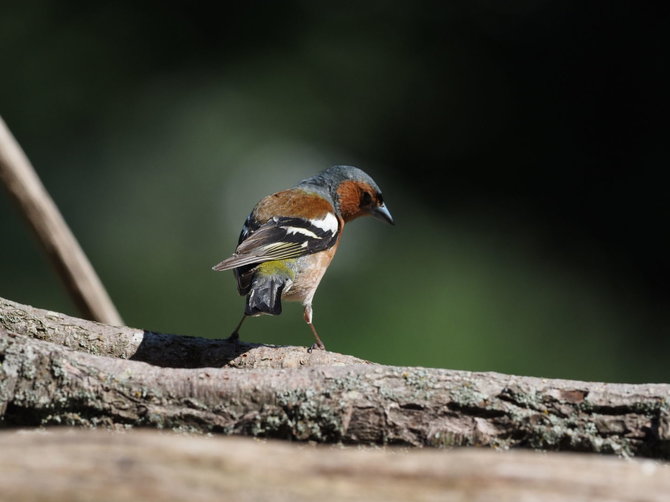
[360,191,372,206]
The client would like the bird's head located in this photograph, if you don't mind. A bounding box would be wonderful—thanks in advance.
[301,165,394,224]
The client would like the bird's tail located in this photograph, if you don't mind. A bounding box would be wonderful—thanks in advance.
[245,275,286,316]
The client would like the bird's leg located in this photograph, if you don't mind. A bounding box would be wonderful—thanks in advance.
[303,304,325,352]
[227,314,246,342]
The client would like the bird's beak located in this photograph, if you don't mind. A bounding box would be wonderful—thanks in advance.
[371,203,394,225]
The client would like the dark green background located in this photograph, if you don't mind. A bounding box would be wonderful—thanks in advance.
[1,2,668,382]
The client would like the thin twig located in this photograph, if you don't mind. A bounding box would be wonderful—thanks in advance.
[0,116,122,325]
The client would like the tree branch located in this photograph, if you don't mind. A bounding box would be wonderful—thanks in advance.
[0,117,122,325]
[0,297,368,369]
[2,296,669,458]
[2,428,669,502]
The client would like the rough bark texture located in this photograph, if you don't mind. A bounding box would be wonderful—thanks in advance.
[1,428,669,502]
[2,296,670,459]
[0,297,369,369]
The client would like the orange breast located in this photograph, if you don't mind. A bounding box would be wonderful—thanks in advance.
[282,243,340,304]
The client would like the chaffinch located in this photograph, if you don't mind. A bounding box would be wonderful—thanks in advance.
[213,165,393,351]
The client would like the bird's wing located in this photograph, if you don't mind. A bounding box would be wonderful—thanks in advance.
[212,214,339,271]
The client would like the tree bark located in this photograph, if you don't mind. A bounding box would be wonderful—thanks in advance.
[1,428,669,502]
[0,297,367,369]
[1,296,670,459]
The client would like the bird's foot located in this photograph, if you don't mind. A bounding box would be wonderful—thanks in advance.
[226,331,240,343]
[307,342,325,353]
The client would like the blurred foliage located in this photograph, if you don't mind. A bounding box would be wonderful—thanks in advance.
[1,1,668,382]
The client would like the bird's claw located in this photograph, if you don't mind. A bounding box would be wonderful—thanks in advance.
[307,342,325,353]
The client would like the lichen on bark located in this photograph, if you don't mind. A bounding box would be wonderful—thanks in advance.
[2,296,670,459]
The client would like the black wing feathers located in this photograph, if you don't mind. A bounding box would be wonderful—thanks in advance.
[212,215,338,272]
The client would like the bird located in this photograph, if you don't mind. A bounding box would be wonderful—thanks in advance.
[212,165,393,351]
